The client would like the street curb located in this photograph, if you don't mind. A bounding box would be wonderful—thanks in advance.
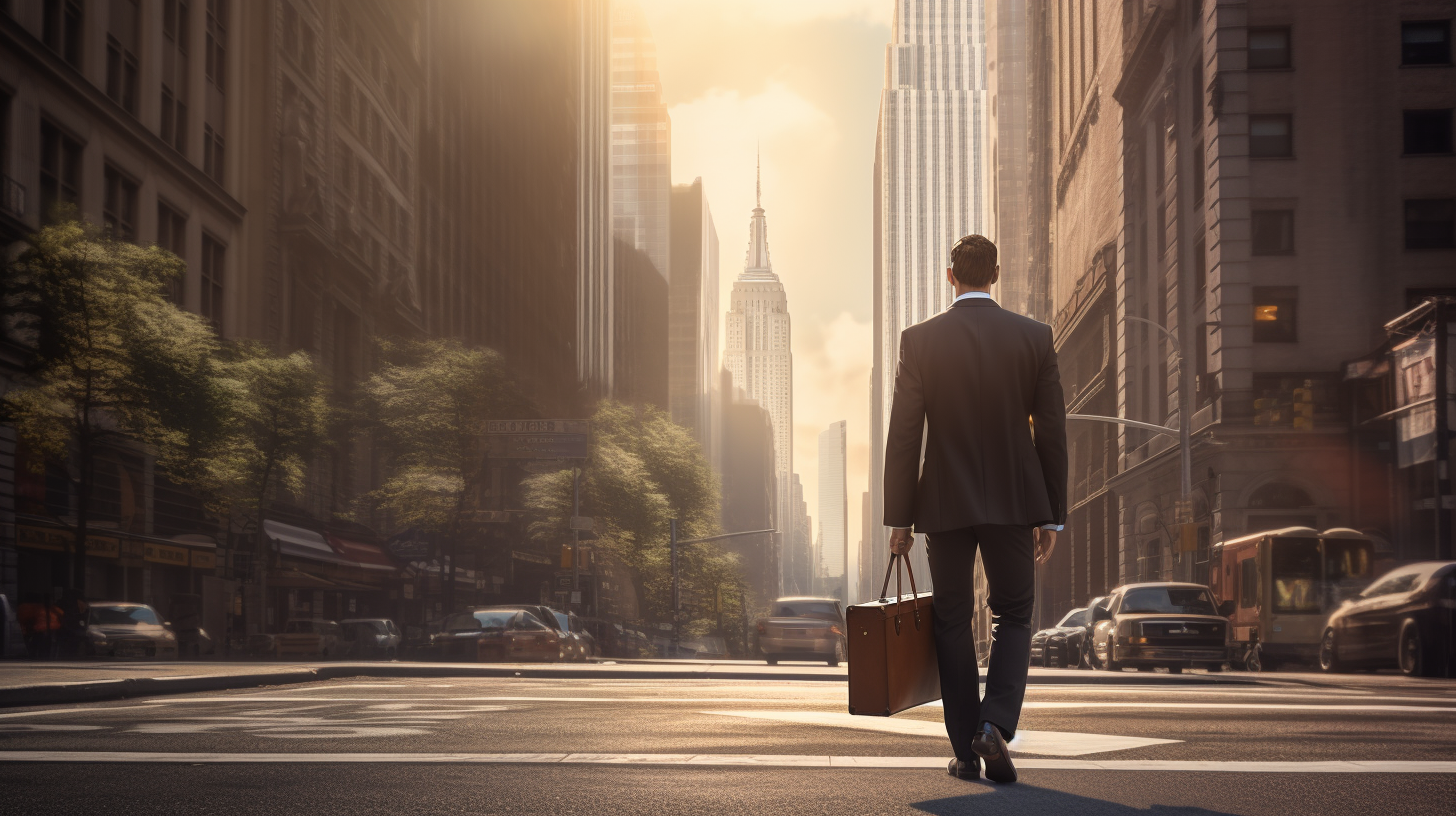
[0,662,1262,708]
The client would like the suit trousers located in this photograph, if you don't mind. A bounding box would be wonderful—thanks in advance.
[926,524,1035,760]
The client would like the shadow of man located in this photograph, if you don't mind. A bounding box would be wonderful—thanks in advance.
[914,785,1241,816]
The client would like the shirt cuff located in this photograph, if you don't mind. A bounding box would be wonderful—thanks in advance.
[1040,524,1064,532]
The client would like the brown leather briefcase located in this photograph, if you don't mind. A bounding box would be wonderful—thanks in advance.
[846,554,940,716]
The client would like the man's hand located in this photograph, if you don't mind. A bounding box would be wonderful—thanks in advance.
[1034,527,1058,565]
[889,527,915,556]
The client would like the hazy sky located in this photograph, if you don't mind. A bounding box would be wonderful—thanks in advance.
[637,1,892,569]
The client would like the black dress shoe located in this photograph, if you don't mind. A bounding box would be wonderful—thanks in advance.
[969,721,1017,784]
[947,757,981,780]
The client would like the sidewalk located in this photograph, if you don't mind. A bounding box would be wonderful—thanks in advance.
[0,658,1262,708]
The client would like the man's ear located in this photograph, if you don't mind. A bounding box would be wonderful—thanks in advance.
[946,266,955,286]
[991,264,1001,285]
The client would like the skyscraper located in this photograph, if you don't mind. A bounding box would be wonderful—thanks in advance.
[724,159,794,594]
[870,0,994,589]
[817,421,848,602]
[609,0,671,279]
[668,178,720,465]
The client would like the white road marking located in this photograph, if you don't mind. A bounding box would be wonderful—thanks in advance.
[0,752,1452,773]
[702,711,1179,756]
[1020,702,1456,714]
[0,705,167,720]
[0,725,105,733]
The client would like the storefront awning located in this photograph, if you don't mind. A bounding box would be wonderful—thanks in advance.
[265,520,354,567]
[327,535,398,572]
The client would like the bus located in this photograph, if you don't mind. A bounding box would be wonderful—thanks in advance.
[1209,527,1377,671]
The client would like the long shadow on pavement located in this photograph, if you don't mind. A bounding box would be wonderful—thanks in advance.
[913,784,1239,816]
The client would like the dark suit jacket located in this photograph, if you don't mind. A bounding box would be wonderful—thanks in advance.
[883,297,1068,532]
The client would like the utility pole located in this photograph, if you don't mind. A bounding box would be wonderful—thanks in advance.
[571,467,581,611]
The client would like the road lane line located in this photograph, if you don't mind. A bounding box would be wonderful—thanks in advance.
[702,711,1179,756]
[0,752,1452,772]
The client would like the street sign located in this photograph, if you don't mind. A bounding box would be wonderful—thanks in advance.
[466,510,515,524]
[568,515,595,532]
[487,419,590,435]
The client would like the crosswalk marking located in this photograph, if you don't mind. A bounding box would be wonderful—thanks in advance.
[0,751,1451,773]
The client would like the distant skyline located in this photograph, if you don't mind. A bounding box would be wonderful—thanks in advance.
[638,1,890,559]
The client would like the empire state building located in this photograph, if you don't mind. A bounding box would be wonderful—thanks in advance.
[724,163,793,594]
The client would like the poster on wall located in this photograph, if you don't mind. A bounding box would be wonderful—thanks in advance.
[1393,335,1437,468]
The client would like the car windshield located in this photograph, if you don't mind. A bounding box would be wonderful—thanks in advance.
[553,612,570,631]
[773,601,840,621]
[90,606,160,626]
[1271,538,1321,614]
[1360,566,1435,598]
[1120,587,1218,615]
[470,611,517,630]
[1056,608,1087,628]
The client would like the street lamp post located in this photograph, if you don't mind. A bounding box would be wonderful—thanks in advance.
[669,522,777,656]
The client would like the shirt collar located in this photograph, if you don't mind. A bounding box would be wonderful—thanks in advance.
[953,291,995,303]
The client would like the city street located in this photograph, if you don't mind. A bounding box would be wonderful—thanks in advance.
[0,667,1453,815]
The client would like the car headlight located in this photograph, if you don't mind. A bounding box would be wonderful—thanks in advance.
[86,626,108,643]
[159,630,176,641]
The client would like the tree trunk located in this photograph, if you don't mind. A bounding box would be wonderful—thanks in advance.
[71,439,95,595]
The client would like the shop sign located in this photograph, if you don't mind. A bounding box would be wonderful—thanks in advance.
[189,550,218,570]
[88,537,120,558]
[121,539,146,559]
[144,542,190,567]
[511,549,553,565]
[17,526,71,552]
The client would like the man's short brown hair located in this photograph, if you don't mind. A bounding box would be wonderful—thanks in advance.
[950,234,998,288]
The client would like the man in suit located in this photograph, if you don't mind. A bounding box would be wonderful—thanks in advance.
[883,234,1067,784]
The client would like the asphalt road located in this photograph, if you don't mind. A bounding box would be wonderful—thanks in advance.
[0,670,1453,815]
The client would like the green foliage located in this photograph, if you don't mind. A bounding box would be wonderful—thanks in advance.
[2,219,220,466]
[523,402,737,628]
[192,343,331,522]
[358,338,533,535]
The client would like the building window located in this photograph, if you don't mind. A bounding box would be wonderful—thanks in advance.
[1252,287,1298,343]
[203,124,225,183]
[157,202,187,305]
[1247,27,1291,70]
[200,233,225,329]
[1405,198,1456,249]
[1251,210,1295,255]
[1402,20,1451,66]
[39,120,82,220]
[106,0,140,115]
[161,0,190,153]
[1404,109,1453,155]
[1249,115,1293,158]
[205,0,228,92]
[43,0,84,68]
[102,164,138,241]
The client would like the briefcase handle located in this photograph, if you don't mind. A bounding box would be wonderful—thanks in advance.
[878,553,924,633]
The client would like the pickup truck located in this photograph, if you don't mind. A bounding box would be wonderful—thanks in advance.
[755,597,847,666]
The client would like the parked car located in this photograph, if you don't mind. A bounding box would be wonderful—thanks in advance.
[82,602,179,659]
[434,608,559,662]
[755,596,847,666]
[1091,583,1231,673]
[1030,607,1087,668]
[1078,596,1110,669]
[340,618,402,659]
[1211,527,1378,671]
[569,613,599,658]
[275,618,342,659]
[1319,561,1456,676]
[547,609,587,662]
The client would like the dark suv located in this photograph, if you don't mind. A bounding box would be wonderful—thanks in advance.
[1091,582,1232,673]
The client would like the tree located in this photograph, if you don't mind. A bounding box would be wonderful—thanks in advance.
[523,402,740,642]
[189,343,330,627]
[1,219,223,593]
[358,339,534,611]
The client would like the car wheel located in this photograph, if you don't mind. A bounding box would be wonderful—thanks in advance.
[1167,665,1183,674]
[1398,619,1427,677]
[320,648,329,659]
[1104,638,1122,672]
[1318,629,1344,673]
[1205,663,1224,673]
[766,655,778,666]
